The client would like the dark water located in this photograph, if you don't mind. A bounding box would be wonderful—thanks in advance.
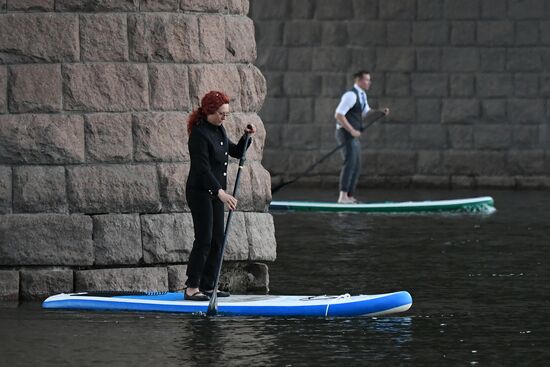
[1,189,549,366]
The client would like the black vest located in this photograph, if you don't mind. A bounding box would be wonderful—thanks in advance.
[344,89,363,131]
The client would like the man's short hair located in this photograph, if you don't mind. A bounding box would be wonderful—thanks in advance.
[353,70,370,80]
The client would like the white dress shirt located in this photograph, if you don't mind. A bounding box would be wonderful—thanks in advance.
[335,84,370,118]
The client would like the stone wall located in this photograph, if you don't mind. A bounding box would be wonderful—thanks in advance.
[251,0,550,190]
[0,0,276,302]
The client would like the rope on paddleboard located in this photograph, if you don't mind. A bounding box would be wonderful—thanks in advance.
[74,291,169,297]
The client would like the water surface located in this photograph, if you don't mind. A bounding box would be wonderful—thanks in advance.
[1,189,549,366]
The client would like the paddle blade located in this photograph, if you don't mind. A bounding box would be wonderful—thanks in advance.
[206,293,218,316]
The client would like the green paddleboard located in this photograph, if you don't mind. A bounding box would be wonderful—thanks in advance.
[269,196,495,213]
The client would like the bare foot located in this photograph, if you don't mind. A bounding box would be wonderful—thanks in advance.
[337,197,354,204]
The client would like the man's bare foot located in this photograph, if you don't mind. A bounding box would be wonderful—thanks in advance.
[337,197,354,204]
[338,191,350,203]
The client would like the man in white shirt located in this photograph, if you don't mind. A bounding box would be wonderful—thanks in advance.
[334,70,389,203]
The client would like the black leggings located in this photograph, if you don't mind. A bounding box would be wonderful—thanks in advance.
[185,190,225,290]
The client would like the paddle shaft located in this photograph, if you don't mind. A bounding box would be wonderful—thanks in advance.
[271,112,385,195]
[207,133,252,316]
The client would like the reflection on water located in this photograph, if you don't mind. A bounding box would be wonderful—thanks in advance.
[1,189,550,366]
[179,317,278,366]
[0,307,413,367]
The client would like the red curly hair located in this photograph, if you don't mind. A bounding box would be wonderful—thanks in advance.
[187,91,230,135]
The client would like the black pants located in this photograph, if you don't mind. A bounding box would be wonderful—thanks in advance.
[335,128,361,195]
[185,189,225,290]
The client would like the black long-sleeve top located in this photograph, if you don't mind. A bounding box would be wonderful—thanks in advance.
[186,119,250,193]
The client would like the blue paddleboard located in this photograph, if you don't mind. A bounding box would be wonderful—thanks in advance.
[42,291,412,317]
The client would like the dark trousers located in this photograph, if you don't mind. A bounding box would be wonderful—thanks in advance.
[335,128,361,195]
[185,190,225,290]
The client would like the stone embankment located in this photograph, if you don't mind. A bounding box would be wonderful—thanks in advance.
[0,0,276,301]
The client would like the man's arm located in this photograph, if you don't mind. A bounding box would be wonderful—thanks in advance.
[363,108,390,122]
[334,91,361,138]
[335,113,361,138]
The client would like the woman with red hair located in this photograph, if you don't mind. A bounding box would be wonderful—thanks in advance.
[184,91,255,301]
